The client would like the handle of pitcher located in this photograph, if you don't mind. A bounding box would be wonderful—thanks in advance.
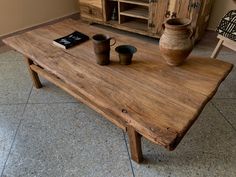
[110,37,116,46]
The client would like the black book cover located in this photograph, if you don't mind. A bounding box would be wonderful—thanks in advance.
[53,31,89,49]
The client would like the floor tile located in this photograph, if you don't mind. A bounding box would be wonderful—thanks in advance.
[191,49,212,58]
[0,105,25,174]
[212,98,236,129]
[0,50,77,104]
[0,46,12,55]
[3,103,133,177]
[125,103,236,177]
[217,50,236,63]
[203,48,236,99]
[28,78,77,104]
[214,65,236,99]
[0,50,24,62]
[196,31,218,49]
[0,60,32,104]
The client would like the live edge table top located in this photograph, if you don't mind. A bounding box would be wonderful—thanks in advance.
[3,19,233,150]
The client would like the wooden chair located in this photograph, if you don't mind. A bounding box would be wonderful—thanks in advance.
[211,10,236,58]
[211,35,236,58]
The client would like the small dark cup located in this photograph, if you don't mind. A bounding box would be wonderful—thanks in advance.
[115,45,137,65]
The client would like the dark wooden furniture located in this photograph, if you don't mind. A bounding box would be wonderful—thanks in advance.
[79,0,214,41]
[3,19,233,163]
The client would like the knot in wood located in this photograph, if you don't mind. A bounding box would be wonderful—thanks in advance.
[122,109,128,113]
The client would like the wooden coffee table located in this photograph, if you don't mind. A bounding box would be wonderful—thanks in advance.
[3,19,233,163]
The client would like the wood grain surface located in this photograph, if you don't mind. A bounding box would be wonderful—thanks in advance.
[3,19,233,150]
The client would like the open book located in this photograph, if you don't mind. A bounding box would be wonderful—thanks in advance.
[53,31,89,49]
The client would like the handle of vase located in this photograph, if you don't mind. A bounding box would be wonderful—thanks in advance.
[162,23,165,30]
[188,28,195,39]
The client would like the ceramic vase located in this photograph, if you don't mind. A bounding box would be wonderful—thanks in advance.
[159,18,193,66]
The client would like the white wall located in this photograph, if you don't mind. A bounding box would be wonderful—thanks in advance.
[0,0,79,37]
[208,0,236,30]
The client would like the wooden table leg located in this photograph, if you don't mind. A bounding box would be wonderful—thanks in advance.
[127,126,143,163]
[24,57,42,88]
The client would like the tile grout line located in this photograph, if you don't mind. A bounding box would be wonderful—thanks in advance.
[0,85,33,177]
[122,131,136,177]
[0,103,26,106]
[211,102,236,132]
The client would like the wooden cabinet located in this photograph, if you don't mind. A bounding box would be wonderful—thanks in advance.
[78,0,214,41]
[149,0,169,35]
[79,0,103,22]
[170,0,214,40]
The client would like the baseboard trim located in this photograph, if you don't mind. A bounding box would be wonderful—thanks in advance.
[206,27,216,31]
[0,12,80,46]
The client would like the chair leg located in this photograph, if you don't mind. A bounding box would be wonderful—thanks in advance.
[211,39,223,58]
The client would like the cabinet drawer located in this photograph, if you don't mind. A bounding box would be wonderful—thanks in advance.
[80,3,103,21]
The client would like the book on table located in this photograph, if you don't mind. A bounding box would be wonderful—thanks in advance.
[53,31,89,49]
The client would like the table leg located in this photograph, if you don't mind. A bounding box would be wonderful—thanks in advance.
[24,57,42,88]
[127,126,143,163]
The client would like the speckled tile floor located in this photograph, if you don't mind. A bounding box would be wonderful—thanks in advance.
[0,27,235,177]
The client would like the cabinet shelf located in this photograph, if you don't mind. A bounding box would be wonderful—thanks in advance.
[119,1,149,32]
[120,7,149,20]
[119,0,149,7]
[121,20,147,31]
